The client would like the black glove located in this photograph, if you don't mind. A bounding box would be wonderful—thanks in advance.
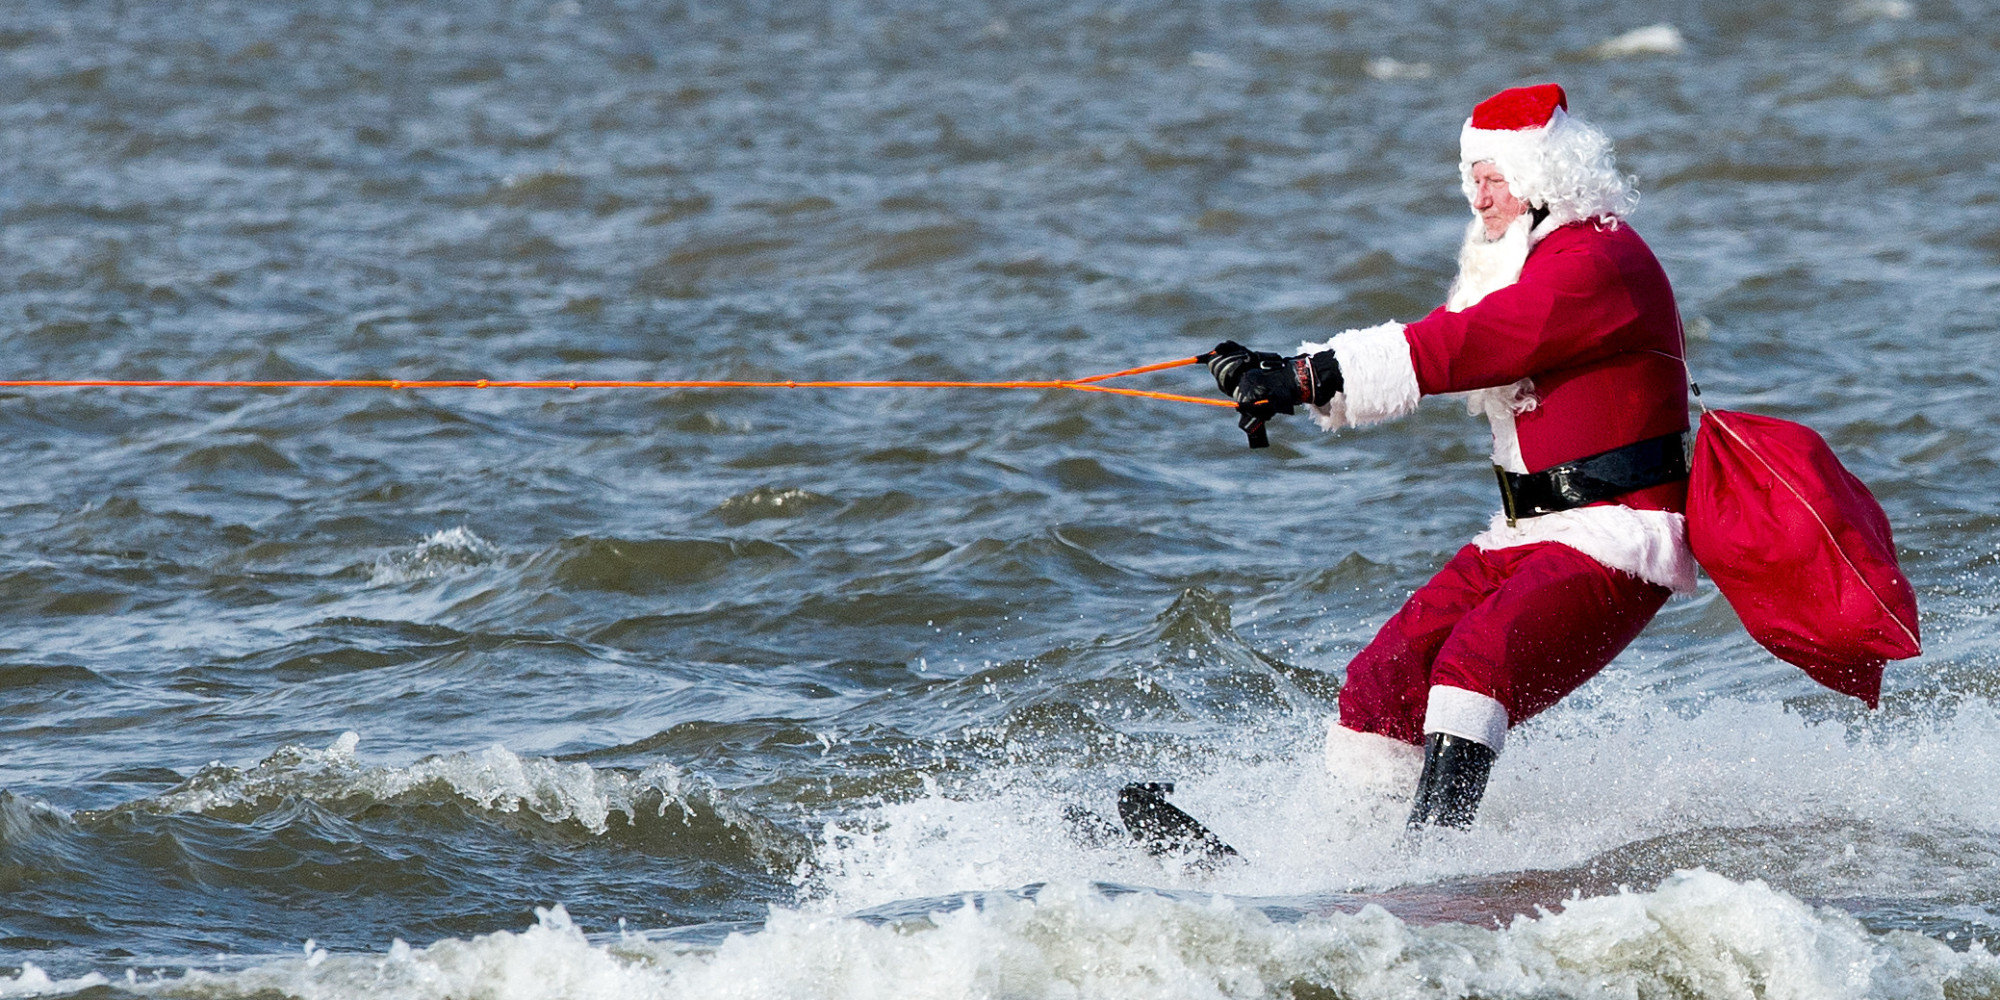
[1233,363,1301,420]
[1204,341,1286,397]
[1203,343,1344,449]
[1206,343,1343,409]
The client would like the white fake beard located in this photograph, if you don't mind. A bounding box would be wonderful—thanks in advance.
[1447,212,1541,473]
[1445,213,1533,312]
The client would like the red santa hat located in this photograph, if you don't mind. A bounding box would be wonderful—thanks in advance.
[1458,84,1570,207]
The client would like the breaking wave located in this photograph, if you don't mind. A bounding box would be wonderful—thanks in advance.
[99,733,801,865]
[368,527,502,586]
[18,872,1998,1000]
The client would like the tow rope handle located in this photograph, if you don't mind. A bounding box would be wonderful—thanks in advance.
[1237,413,1270,450]
[1191,348,1268,450]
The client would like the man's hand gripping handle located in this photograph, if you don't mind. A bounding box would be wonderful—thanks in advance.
[1199,341,1341,450]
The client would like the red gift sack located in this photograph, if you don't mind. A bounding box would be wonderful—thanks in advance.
[1686,409,1921,707]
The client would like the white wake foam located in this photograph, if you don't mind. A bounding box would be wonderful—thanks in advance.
[63,872,2000,1000]
[802,696,2000,910]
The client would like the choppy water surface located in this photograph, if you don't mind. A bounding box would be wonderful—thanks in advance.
[3,1,1998,997]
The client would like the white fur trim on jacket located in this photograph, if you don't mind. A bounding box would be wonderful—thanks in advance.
[1298,321,1420,432]
[1424,685,1510,753]
[1465,379,1539,473]
[1472,505,1696,594]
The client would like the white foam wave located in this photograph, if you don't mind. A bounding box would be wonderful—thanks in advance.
[1841,0,1912,20]
[368,526,501,586]
[157,905,664,1000]
[0,964,109,998]
[149,732,696,837]
[1589,23,1686,59]
[1364,56,1433,81]
[71,873,2000,1000]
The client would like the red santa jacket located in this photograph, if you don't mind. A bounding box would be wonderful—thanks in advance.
[1302,219,1696,591]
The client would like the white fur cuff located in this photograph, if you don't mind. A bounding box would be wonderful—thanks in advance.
[1298,321,1420,432]
[1424,685,1509,752]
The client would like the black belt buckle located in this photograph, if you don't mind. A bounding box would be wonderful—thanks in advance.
[1494,464,1519,527]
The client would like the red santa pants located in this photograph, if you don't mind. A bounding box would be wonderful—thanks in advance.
[1336,541,1670,747]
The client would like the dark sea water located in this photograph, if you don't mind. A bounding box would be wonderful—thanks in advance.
[3,1,1998,996]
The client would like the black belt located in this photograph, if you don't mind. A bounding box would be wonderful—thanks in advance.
[1496,431,1689,526]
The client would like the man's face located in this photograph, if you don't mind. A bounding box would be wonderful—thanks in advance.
[1470,161,1526,241]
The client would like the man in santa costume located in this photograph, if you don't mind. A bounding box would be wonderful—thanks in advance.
[1207,83,1694,832]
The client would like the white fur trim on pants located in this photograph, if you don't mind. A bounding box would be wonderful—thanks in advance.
[1298,321,1420,432]
[1472,506,1696,594]
[1424,685,1509,753]
[1323,721,1423,795]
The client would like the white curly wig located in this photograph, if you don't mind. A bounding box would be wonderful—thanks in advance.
[1458,86,1639,239]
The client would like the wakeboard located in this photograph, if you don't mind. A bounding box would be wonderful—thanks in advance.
[1066,781,1239,865]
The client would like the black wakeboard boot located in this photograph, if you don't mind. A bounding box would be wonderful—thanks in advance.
[1404,733,1497,831]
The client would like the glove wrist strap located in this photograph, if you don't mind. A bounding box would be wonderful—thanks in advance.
[1299,351,1343,407]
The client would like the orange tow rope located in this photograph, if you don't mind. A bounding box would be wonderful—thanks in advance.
[0,357,1236,408]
